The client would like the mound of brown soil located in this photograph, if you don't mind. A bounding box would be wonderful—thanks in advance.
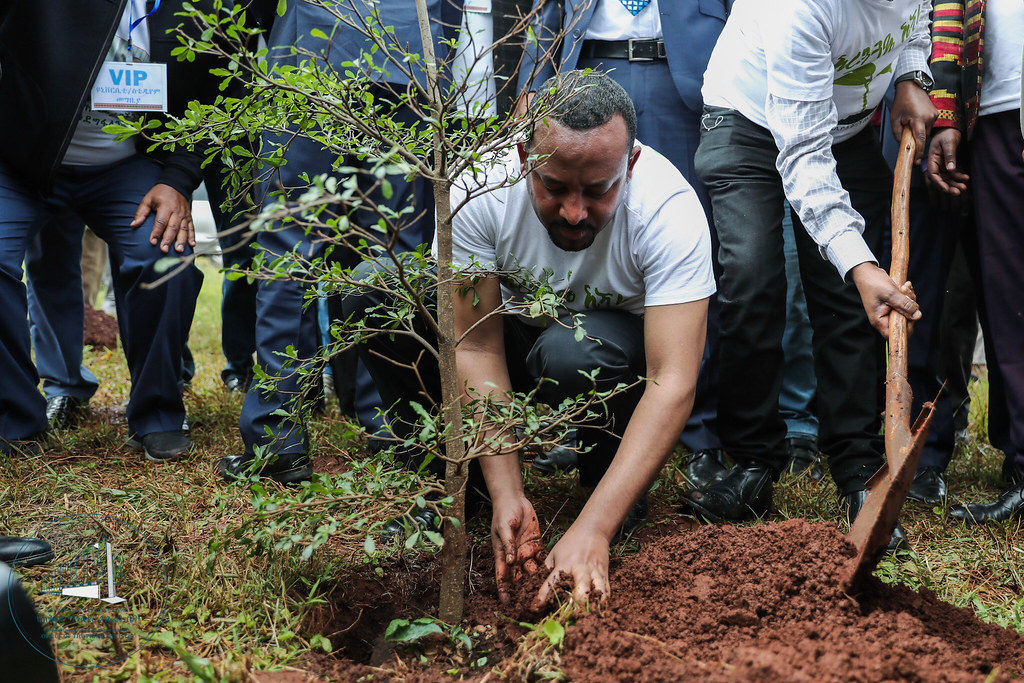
[84,304,118,349]
[560,519,1024,681]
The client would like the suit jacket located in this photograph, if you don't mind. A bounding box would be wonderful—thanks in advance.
[264,0,464,87]
[0,0,237,195]
[930,0,986,136]
[518,0,733,112]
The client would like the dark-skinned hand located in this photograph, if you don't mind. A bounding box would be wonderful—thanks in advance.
[131,183,195,254]
[850,262,921,337]
[890,80,938,165]
[531,522,610,612]
[492,494,543,605]
[925,127,971,200]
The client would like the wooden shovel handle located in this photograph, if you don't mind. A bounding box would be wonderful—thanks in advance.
[887,127,917,425]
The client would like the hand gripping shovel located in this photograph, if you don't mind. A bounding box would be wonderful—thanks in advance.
[839,127,938,592]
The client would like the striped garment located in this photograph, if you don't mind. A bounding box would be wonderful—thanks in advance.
[930,0,986,135]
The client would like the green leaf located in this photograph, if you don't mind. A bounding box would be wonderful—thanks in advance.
[276,0,287,16]
[309,633,333,653]
[423,530,444,547]
[542,619,565,647]
[363,535,376,555]
[310,27,328,40]
[384,618,443,643]
[404,529,420,549]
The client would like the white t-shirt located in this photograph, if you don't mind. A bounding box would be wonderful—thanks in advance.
[703,0,931,143]
[980,0,1024,117]
[64,0,152,167]
[436,142,716,325]
[585,0,662,41]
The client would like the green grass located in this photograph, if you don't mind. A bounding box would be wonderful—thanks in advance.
[2,262,1023,680]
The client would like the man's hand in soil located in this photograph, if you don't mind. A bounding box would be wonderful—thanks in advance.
[532,522,610,611]
[132,183,196,254]
[925,128,970,197]
[492,494,543,604]
[850,262,921,337]
[891,80,938,165]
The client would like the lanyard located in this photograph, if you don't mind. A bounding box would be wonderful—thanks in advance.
[127,0,162,63]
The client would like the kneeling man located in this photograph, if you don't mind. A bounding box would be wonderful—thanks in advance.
[345,71,715,605]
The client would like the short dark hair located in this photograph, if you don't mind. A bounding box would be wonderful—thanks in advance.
[526,70,637,152]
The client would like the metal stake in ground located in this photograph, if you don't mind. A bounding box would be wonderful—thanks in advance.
[840,127,938,592]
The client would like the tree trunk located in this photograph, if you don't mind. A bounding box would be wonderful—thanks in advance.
[412,0,468,624]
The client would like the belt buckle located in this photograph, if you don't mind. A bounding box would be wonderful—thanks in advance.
[627,38,654,62]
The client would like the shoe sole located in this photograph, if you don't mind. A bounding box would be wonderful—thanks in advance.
[219,464,313,485]
[8,549,55,568]
[127,438,194,463]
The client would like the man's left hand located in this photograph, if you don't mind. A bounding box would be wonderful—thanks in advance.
[891,80,938,165]
[531,522,610,611]
[131,183,195,254]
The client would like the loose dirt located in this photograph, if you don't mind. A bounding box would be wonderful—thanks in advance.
[307,519,1024,681]
[83,304,118,349]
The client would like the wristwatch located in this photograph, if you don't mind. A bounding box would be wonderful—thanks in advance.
[894,70,935,93]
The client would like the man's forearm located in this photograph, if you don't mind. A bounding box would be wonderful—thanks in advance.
[572,380,695,542]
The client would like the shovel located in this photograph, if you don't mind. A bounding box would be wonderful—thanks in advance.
[839,127,938,592]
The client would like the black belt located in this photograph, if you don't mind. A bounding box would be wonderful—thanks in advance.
[579,38,666,62]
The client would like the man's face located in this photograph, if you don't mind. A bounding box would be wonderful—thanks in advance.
[518,115,640,252]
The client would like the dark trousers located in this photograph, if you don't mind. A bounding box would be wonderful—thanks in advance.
[205,167,258,385]
[694,108,887,492]
[0,156,202,440]
[578,56,721,452]
[969,110,1024,483]
[341,261,646,488]
[239,120,434,455]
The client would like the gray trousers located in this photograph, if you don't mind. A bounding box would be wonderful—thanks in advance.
[341,261,646,488]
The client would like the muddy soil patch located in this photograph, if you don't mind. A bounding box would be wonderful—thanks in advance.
[561,518,1024,681]
[84,304,118,349]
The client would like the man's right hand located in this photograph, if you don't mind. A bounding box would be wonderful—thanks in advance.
[925,128,970,196]
[850,262,921,337]
[492,494,543,604]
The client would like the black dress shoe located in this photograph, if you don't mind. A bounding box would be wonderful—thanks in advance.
[0,537,54,567]
[129,430,194,463]
[45,395,85,431]
[681,449,731,488]
[0,435,45,458]
[949,479,1024,525]
[381,506,442,545]
[531,443,579,473]
[785,437,824,481]
[680,464,773,523]
[908,466,947,506]
[843,489,907,553]
[218,451,313,484]
[611,494,650,545]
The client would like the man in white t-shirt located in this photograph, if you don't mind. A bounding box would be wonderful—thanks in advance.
[680,0,931,549]
[344,71,715,606]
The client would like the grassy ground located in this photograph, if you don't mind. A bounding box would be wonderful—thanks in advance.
[2,262,1022,680]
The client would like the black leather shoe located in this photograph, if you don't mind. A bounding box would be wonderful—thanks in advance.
[381,507,442,545]
[223,374,249,394]
[611,494,649,545]
[949,480,1024,525]
[129,430,194,463]
[217,452,313,484]
[681,449,731,488]
[785,437,824,481]
[0,537,53,567]
[908,466,947,506]
[680,464,773,523]
[45,395,85,431]
[843,489,907,553]
[531,443,579,473]
[0,435,45,458]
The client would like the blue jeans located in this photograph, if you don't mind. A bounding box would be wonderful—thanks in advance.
[780,205,819,442]
[25,213,100,402]
[0,156,202,440]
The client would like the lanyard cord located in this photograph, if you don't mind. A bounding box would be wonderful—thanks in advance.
[127,0,162,63]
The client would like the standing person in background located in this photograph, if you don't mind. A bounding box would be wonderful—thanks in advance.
[219,0,465,483]
[520,0,734,486]
[0,0,234,461]
[681,0,932,551]
[927,0,1024,523]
